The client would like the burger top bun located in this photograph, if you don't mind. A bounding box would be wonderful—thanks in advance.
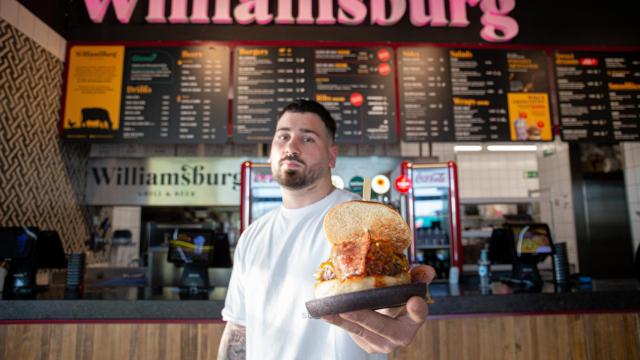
[323,200,411,252]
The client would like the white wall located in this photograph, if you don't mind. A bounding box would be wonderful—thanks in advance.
[456,151,539,199]
[0,0,66,60]
[537,140,578,269]
[622,143,640,255]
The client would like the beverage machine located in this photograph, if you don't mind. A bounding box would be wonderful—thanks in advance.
[240,161,282,234]
[240,157,404,233]
[400,161,462,282]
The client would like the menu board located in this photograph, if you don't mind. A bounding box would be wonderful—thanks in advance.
[554,51,640,142]
[233,46,397,144]
[62,45,230,143]
[398,47,553,142]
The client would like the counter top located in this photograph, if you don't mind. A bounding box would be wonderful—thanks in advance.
[1,279,639,322]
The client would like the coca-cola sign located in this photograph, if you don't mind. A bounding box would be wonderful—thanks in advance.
[413,168,449,186]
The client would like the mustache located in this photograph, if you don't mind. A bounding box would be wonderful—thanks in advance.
[280,153,305,166]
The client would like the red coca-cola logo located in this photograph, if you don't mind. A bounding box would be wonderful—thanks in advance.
[350,92,364,107]
[579,58,598,66]
[395,175,412,193]
[378,62,391,76]
[377,49,391,62]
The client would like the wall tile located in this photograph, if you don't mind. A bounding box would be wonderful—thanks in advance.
[1,19,93,261]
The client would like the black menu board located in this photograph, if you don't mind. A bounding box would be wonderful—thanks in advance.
[555,51,640,142]
[62,45,230,143]
[120,46,229,143]
[398,47,553,142]
[233,47,314,143]
[233,46,397,143]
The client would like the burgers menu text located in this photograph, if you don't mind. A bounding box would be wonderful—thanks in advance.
[555,51,640,142]
[233,46,397,144]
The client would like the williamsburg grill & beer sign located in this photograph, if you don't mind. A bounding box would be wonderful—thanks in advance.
[85,157,242,205]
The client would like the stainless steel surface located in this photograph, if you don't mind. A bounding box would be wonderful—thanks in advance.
[148,246,232,288]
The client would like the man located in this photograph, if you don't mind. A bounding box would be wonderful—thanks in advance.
[218,100,435,359]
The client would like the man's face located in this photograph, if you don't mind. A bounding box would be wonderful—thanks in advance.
[269,111,337,190]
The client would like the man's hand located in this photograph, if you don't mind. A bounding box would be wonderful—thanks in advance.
[322,265,436,354]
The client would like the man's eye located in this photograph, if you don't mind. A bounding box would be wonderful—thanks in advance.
[278,134,289,141]
[303,136,315,143]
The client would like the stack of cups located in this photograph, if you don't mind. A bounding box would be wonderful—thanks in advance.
[65,253,85,299]
[552,243,570,284]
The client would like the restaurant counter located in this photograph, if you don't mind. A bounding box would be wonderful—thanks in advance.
[1,278,639,320]
[1,279,639,359]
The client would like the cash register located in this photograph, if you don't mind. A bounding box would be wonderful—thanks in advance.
[166,227,231,299]
[490,223,554,290]
[0,227,67,299]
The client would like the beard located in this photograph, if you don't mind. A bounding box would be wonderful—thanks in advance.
[273,154,325,190]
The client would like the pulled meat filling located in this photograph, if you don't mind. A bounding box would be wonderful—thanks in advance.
[317,241,409,282]
[365,241,409,277]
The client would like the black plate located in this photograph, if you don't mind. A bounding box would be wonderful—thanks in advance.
[305,283,427,318]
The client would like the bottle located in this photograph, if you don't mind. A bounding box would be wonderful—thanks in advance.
[478,248,491,289]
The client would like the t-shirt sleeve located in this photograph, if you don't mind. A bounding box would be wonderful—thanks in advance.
[221,233,247,326]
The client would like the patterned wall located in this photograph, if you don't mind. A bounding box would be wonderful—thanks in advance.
[0,18,96,258]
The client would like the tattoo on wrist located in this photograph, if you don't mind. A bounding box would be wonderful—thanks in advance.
[218,323,246,360]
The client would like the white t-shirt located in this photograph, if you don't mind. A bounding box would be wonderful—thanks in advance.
[222,189,386,360]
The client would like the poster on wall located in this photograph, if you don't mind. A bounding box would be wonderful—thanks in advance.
[62,45,125,140]
[232,46,397,144]
[554,51,640,142]
[62,44,230,144]
[398,47,553,142]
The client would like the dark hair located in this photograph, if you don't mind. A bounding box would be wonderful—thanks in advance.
[278,99,336,142]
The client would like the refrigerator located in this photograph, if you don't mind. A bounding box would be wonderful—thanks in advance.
[240,161,282,234]
[401,161,462,281]
[240,157,404,234]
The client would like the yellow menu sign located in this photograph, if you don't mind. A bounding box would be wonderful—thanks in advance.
[507,93,552,141]
[63,46,125,139]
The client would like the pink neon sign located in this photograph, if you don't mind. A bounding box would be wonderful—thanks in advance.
[84,0,519,42]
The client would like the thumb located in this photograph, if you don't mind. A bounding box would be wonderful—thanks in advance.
[410,265,436,284]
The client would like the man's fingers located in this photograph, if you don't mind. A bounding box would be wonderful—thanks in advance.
[322,314,397,353]
[403,296,429,324]
[339,309,417,347]
[410,265,436,284]
[376,305,406,318]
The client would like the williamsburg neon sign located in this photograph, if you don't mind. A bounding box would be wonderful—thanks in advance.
[84,0,519,42]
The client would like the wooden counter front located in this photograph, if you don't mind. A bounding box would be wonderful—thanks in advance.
[1,312,638,359]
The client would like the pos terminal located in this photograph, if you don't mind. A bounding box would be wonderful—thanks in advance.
[504,223,554,289]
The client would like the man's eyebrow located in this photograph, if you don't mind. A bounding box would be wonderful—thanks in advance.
[274,127,320,136]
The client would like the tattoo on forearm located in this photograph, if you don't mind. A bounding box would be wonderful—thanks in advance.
[217,323,246,360]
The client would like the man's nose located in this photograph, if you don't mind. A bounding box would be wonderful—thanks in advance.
[285,136,302,155]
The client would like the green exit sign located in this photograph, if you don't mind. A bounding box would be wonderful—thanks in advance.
[524,171,539,179]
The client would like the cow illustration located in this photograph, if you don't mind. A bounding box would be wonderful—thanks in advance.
[81,107,112,130]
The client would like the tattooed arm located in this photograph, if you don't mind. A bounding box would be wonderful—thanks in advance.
[217,322,246,360]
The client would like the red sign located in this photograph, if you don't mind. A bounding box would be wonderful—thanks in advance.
[350,92,364,107]
[395,175,412,193]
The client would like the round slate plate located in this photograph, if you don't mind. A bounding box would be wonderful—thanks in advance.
[305,283,427,318]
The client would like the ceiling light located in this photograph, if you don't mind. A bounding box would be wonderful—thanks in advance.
[486,145,538,152]
[454,145,482,152]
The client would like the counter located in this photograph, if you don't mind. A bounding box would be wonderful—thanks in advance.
[1,279,639,321]
[1,279,639,359]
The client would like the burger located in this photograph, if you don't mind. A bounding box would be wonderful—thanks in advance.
[314,200,412,298]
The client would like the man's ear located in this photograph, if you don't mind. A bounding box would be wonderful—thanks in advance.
[329,144,337,168]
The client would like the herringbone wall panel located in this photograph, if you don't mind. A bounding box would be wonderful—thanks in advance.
[0,19,95,258]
